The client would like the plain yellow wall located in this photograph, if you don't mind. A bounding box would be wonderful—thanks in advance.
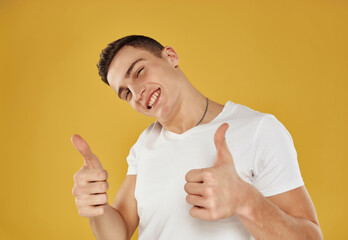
[1,0,347,239]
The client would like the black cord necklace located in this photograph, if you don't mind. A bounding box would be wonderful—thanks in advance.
[195,97,209,126]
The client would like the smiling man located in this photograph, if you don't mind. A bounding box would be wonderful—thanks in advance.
[71,35,323,240]
[103,39,224,133]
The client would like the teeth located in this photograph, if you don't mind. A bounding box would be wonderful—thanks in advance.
[148,89,160,108]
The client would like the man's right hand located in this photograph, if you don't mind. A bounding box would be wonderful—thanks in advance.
[71,134,109,218]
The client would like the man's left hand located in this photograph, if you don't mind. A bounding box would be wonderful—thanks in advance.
[184,123,249,220]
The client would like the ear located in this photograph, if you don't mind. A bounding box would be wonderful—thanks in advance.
[162,46,179,68]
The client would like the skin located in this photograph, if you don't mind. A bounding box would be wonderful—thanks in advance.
[72,45,323,239]
[72,134,109,217]
[106,45,225,134]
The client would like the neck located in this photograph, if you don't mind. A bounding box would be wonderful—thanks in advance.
[159,82,224,134]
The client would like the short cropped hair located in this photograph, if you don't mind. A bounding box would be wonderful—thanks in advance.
[97,35,164,85]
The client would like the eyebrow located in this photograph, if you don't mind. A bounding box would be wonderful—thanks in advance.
[117,58,145,99]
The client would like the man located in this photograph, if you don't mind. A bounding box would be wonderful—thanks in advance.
[71,35,323,239]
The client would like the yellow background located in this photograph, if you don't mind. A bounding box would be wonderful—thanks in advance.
[1,0,347,239]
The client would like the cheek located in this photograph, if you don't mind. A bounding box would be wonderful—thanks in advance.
[128,101,137,110]
[160,104,171,116]
[150,61,161,69]
[131,102,139,110]
[147,62,168,80]
[131,102,149,115]
[145,65,157,79]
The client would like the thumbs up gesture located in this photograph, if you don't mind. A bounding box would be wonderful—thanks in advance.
[71,134,109,217]
[184,123,249,221]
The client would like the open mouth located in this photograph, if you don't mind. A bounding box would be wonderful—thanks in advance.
[147,88,161,109]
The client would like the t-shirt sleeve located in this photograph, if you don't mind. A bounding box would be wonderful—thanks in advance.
[126,141,139,175]
[251,114,304,197]
[126,126,150,175]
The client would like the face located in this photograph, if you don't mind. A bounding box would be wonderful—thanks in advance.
[107,45,183,120]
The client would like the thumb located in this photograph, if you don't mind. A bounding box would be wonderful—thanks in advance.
[213,123,232,166]
[71,134,103,169]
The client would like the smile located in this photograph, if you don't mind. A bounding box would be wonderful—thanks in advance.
[147,88,161,109]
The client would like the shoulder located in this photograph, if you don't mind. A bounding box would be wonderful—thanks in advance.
[221,101,275,134]
[137,121,158,140]
[135,120,162,144]
[143,120,162,136]
[127,121,159,159]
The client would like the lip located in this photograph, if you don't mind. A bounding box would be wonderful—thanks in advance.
[146,88,160,109]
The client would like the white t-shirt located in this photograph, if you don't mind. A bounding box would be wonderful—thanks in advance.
[126,101,304,240]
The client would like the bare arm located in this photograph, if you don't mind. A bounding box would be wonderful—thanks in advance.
[184,124,323,239]
[90,175,139,240]
[90,203,129,240]
[71,134,138,240]
[111,175,139,240]
[237,185,323,240]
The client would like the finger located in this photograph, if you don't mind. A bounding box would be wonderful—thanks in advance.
[85,181,109,195]
[72,181,108,197]
[71,134,103,169]
[186,194,206,208]
[74,168,108,186]
[76,193,108,208]
[71,134,94,160]
[214,123,230,158]
[78,205,106,218]
[73,180,108,197]
[184,182,204,195]
[190,206,212,221]
[185,169,205,183]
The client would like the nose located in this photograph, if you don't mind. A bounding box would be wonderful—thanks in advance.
[132,85,145,102]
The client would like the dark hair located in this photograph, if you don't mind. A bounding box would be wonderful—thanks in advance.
[97,35,165,86]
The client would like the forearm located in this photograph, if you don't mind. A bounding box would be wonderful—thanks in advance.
[237,185,323,240]
[90,203,129,240]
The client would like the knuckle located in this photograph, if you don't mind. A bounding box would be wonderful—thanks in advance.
[72,186,79,196]
[203,170,214,182]
[100,182,108,192]
[74,173,85,185]
[99,169,107,179]
[204,186,214,196]
[77,186,85,196]
[103,181,108,190]
[207,199,216,209]
[73,172,80,182]
[100,194,108,204]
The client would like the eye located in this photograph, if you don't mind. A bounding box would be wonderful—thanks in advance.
[125,89,131,100]
[137,67,144,77]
